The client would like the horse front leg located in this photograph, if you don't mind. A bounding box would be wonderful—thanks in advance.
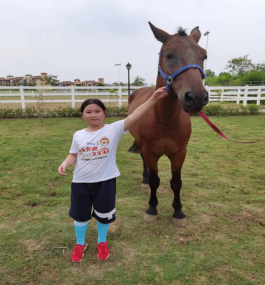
[142,152,160,223]
[170,150,187,227]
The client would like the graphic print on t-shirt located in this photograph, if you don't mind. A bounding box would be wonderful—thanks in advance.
[79,137,110,161]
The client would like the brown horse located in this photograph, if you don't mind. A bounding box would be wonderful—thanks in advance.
[128,22,209,227]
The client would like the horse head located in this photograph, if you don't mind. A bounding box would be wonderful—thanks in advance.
[149,22,209,113]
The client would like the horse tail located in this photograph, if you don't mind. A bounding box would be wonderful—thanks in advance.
[128,140,141,154]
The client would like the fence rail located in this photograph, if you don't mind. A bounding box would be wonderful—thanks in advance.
[205,86,265,106]
[0,85,265,109]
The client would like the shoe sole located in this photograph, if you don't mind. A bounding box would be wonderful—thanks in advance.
[72,243,87,263]
[97,253,109,261]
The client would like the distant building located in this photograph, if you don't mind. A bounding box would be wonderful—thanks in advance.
[60,81,73,87]
[81,78,104,86]
[0,72,51,86]
[74,79,82,86]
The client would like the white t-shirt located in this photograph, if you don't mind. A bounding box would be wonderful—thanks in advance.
[69,120,128,183]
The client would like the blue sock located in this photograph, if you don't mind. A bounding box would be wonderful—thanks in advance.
[74,220,88,245]
[97,221,109,243]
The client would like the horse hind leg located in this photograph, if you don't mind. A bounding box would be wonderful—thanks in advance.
[142,153,160,223]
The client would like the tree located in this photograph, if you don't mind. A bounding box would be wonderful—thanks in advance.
[97,83,105,86]
[218,72,232,77]
[133,76,145,86]
[226,55,254,76]
[254,62,265,71]
[43,75,59,86]
[118,82,125,86]
[205,69,215,78]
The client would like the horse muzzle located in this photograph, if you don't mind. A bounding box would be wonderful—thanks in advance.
[179,88,209,113]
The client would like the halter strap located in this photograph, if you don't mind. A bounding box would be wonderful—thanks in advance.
[158,50,206,98]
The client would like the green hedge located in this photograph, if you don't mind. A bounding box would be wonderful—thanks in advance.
[0,106,129,119]
[0,104,263,119]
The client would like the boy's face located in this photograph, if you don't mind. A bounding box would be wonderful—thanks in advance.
[82,104,106,126]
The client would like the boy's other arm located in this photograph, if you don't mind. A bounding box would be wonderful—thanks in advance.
[58,153,77,176]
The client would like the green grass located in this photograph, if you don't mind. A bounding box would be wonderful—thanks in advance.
[0,116,265,285]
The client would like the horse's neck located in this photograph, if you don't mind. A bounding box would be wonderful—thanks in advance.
[154,78,182,123]
[153,96,181,123]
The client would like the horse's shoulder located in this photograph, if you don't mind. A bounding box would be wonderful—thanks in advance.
[129,87,155,104]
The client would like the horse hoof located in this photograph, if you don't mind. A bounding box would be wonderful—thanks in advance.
[141,183,150,189]
[172,218,187,228]
[143,213,158,223]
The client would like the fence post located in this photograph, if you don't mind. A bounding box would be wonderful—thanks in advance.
[257,87,261,105]
[71,86,75,108]
[20,86,25,109]
[243,85,248,106]
[118,86,122,108]
[236,88,240,104]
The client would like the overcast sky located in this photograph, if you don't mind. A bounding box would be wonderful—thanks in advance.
[1,0,265,84]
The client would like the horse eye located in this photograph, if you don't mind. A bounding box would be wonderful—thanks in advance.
[166,54,172,59]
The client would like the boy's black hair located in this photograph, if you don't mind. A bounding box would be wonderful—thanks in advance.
[81,99,106,113]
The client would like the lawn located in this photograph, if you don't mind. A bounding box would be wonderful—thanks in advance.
[0,116,264,285]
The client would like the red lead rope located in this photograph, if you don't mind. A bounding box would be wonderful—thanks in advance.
[198,111,265,144]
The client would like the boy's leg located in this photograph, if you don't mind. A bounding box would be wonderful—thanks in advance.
[69,183,92,262]
[97,221,109,243]
[92,178,116,260]
[74,220,88,245]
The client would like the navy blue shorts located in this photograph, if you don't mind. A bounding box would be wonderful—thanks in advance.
[69,178,116,224]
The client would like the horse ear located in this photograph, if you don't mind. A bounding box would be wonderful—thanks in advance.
[148,22,170,43]
[190,26,201,43]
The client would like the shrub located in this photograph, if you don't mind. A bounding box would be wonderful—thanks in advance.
[0,104,263,119]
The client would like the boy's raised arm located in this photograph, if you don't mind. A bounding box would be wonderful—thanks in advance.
[124,87,167,131]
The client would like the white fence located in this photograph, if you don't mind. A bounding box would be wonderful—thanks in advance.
[205,86,265,106]
[0,86,142,109]
[0,85,265,109]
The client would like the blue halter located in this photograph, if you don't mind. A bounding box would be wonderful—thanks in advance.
[158,50,206,98]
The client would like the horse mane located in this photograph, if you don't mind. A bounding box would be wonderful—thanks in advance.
[177,27,187,36]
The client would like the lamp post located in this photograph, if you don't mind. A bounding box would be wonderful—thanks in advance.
[115,64,121,84]
[203,31,210,71]
[126,62,132,96]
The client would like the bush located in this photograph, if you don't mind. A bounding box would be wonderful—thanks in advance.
[191,104,262,116]
[0,106,129,119]
[0,104,263,119]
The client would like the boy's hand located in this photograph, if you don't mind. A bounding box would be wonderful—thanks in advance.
[58,163,68,176]
[152,87,168,100]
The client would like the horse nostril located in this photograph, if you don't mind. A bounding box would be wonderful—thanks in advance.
[184,90,195,106]
[202,90,209,106]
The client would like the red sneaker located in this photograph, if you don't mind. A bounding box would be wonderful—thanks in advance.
[71,242,87,262]
[97,242,109,260]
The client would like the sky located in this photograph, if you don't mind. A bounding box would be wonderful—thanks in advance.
[1,0,265,85]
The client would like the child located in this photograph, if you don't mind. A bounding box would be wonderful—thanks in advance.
[58,87,167,262]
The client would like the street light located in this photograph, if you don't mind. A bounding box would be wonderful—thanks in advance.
[204,31,210,71]
[115,64,121,84]
[126,62,132,96]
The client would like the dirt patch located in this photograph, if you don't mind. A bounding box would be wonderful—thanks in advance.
[109,223,118,232]
[85,264,105,281]
[158,187,168,194]
[22,239,45,253]
[233,208,265,224]
[199,214,215,224]
[170,279,181,285]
